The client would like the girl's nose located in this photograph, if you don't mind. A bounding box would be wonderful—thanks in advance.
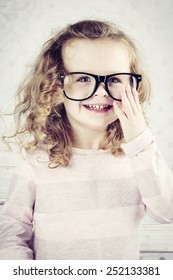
[94,82,108,97]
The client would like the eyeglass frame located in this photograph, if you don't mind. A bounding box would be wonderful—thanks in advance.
[59,72,142,101]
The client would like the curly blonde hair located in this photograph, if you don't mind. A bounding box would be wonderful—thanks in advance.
[4,19,150,167]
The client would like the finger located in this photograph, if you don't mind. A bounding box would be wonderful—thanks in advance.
[113,101,126,121]
[126,85,138,115]
[132,86,142,112]
[120,85,134,119]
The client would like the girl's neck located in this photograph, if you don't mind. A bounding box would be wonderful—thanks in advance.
[72,127,107,150]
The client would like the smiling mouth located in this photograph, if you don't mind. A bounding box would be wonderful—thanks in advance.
[83,104,113,112]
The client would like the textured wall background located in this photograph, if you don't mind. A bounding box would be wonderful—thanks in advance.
[0,0,173,167]
[0,0,173,259]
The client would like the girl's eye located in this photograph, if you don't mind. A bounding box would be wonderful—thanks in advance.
[109,77,120,83]
[77,76,90,82]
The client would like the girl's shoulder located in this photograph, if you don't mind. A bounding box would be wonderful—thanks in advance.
[15,148,49,174]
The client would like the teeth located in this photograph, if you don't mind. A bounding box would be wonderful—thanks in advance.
[86,105,109,110]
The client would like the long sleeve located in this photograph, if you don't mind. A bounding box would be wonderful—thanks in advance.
[121,128,173,223]
[0,156,36,259]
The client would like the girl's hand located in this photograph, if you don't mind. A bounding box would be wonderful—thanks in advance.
[113,84,147,143]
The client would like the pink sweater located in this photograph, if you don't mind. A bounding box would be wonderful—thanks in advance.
[0,128,173,260]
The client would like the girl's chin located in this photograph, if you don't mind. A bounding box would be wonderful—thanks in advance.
[80,120,116,131]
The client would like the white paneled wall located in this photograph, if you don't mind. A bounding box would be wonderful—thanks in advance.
[0,0,173,260]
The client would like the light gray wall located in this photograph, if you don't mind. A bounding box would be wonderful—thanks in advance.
[0,0,173,167]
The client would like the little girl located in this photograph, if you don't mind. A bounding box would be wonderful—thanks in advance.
[0,20,173,260]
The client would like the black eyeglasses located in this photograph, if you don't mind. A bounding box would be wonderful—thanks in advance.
[59,72,142,101]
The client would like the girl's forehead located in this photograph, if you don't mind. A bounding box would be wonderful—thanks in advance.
[62,39,131,74]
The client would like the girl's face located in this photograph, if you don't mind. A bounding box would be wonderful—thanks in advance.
[62,39,130,134]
